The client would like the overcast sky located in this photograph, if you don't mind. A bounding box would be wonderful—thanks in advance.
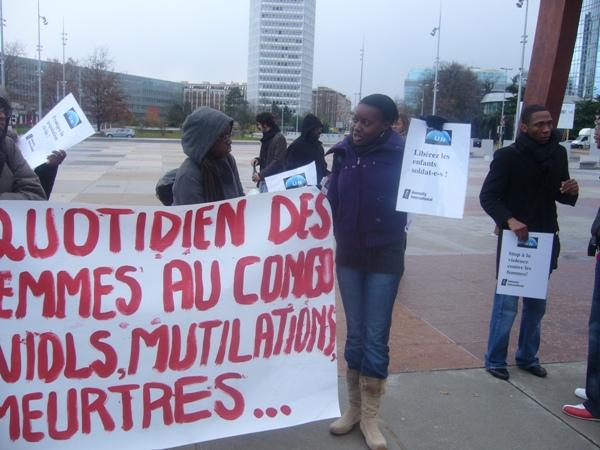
[4,0,540,104]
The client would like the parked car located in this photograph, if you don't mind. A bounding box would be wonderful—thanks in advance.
[102,128,135,138]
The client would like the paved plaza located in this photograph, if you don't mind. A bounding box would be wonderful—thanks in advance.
[49,137,600,449]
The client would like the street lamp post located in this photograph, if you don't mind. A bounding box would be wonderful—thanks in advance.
[430,2,442,115]
[61,19,67,98]
[513,0,529,139]
[499,67,513,147]
[37,0,48,121]
[358,38,364,102]
[420,84,430,116]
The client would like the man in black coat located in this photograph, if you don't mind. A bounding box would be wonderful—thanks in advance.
[251,112,287,192]
[285,113,329,186]
[479,104,579,381]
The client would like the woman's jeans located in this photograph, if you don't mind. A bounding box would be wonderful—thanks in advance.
[585,258,600,417]
[337,265,401,379]
[485,293,546,369]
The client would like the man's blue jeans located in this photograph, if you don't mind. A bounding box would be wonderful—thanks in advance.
[485,292,546,369]
[337,265,401,379]
[585,258,600,417]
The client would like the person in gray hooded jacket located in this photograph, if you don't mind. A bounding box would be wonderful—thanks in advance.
[0,90,46,200]
[172,107,244,205]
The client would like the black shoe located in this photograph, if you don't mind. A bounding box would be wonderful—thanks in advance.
[519,365,547,378]
[487,368,510,380]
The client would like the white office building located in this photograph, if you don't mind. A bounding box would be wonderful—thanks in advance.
[247,0,316,115]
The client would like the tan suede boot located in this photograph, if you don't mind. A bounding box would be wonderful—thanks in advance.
[359,376,387,450]
[329,368,361,435]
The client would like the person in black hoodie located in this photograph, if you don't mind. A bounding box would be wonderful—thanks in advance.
[0,90,46,200]
[285,113,329,186]
[480,104,579,381]
[251,112,287,192]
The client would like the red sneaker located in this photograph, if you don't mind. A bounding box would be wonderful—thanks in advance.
[562,403,600,421]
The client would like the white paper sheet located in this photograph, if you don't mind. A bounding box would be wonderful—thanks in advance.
[396,119,471,219]
[264,161,318,192]
[17,93,95,168]
[496,230,554,300]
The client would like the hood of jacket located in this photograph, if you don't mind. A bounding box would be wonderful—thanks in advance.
[300,114,323,139]
[181,107,233,164]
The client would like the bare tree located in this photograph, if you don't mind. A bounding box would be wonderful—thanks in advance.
[82,48,130,131]
[3,41,27,97]
[423,62,482,123]
[480,76,496,96]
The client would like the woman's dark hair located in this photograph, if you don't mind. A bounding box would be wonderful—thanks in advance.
[359,94,399,124]
[200,156,225,202]
[256,111,277,128]
[520,104,548,125]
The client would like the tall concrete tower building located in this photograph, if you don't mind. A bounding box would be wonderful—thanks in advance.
[566,0,600,99]
[247,0,316,115]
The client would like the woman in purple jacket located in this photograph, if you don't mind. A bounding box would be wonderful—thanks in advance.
[327,94,406,450]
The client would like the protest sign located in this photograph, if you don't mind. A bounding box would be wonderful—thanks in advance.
[17,93,95,168]
[557,103,575,130]
[0,188,338,450]
[264,162,318,192]
[496,230,554,300]
[396,119,471,219]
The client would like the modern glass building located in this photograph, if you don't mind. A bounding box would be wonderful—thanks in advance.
[5,55,183,124]
[473,69,508,92]
[566,0,600,99]
[403,68,434,112]
[117,73,183,119]
[247,0,316,114]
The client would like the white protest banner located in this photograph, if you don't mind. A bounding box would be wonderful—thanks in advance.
[496,230,554,300]
[557,103,575,130]
[17,93,95,168]
[395,119,471,219]
[0,187,338,450]
[264,161,318,192]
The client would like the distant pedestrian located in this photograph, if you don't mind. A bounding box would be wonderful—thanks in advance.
[285,113,329,186]
[392,112,410,137]
[251,112,287,192]
[0,90,46,200]
[172,107,243,205]
[327,94,406,450]
[480,104,579,381]
[563,124,600,421]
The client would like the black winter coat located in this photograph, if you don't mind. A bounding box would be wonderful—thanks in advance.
[285,134,329,185]
[479,132,577,270]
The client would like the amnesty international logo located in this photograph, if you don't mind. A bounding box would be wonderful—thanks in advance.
[402,189,411,199]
